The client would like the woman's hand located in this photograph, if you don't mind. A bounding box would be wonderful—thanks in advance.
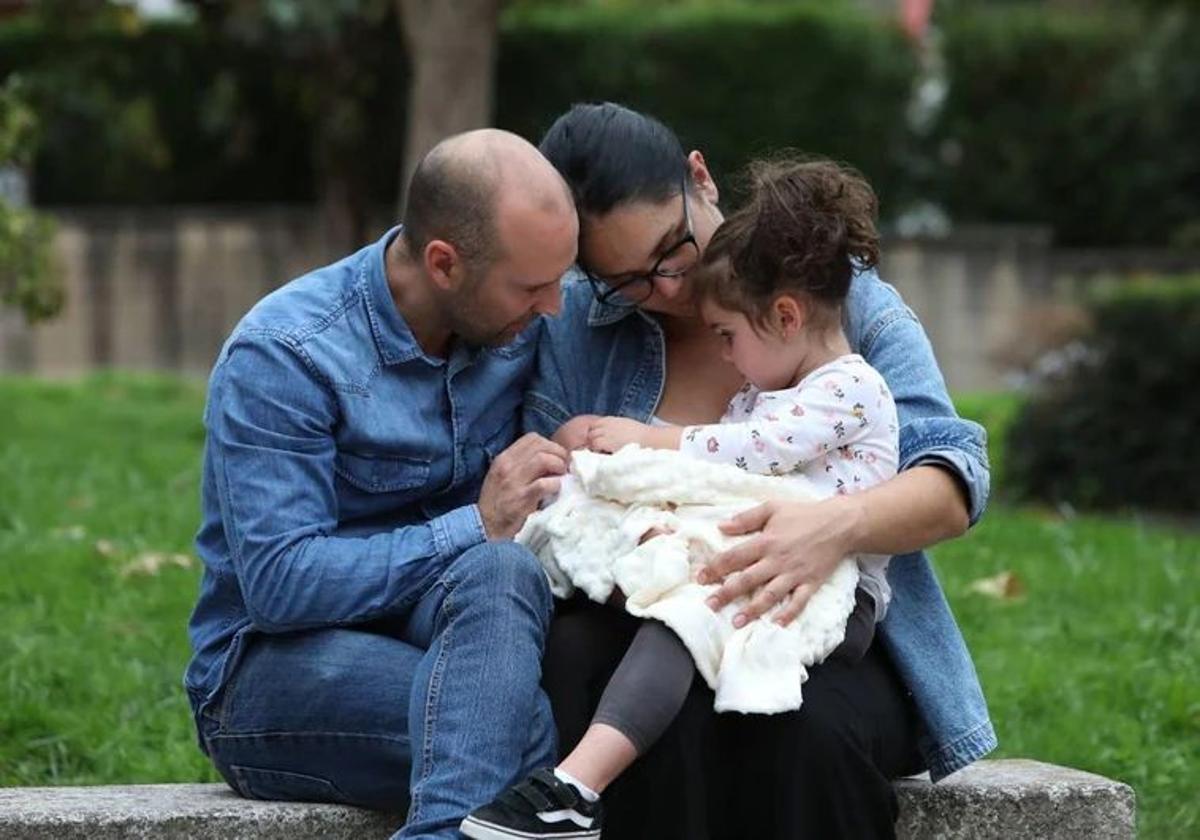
[698,496,864,628]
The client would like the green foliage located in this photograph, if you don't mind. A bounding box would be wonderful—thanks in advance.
[0,76,61,323]
[0,3,918,213]
[0,200,60,322]
[0,0,405,204]
[497,3,920,211]
[1007,276,1200,513]
[0,77,37,166]
[3,2,1199,246]
[932,5,1200,246]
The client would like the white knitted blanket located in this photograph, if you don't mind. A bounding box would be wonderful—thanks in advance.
[515,445,859,714]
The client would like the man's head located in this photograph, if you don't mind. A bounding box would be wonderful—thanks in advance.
[402,129,578,347]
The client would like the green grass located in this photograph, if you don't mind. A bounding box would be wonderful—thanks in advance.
[933,510,1198,839]
[1,375,1197,837]
[0,374,216,785]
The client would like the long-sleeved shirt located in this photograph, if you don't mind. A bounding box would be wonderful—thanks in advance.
[524,271,996,781]
[185,226,537,720]
[679,354,899,619]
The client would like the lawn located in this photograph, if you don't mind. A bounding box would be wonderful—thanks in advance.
[1,376,1197,837]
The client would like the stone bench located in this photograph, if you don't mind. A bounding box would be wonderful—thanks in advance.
[0,759,1135,840]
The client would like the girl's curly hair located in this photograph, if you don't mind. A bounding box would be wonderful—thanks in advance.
[696,155,879,328]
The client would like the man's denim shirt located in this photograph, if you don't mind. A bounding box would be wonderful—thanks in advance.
[185,227,535,728]
[523,273,998,781]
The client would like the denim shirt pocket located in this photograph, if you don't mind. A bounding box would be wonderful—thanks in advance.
[334,452,432,496]
[480,413,518,460]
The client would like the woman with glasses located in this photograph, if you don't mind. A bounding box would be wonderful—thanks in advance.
[512,103,995,840]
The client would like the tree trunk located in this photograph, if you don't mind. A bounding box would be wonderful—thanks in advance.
[395,0,504,213]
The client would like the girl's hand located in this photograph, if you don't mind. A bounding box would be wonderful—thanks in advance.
[552,414,601,451]
[698,496,863,628]
[587,417,652,453]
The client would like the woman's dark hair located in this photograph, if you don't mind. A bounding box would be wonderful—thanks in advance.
[539,102,688,216]
[695,155,880,327]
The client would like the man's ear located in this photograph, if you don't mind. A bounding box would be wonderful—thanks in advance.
[687,150,719,206]
[424,240,461,291]
[773,294,807,338]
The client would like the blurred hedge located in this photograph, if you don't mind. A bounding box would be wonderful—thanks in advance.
[1006,277,1200,513]
[497,3,919,212]
[3,2,1199,247]
[931,5,1200,247]
[0,14,404,205]
[0,4,916,210]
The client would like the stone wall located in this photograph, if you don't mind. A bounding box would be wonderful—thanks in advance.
[0,760,1137,839]
[3,207,1198,391]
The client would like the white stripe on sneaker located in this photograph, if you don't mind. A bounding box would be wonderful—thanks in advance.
[537,808,595,828]
[460,815,600,839]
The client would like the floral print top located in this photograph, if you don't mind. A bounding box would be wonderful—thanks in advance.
[679,354,901,616]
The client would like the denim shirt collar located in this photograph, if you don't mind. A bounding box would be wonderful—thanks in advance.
[363,225,429,367]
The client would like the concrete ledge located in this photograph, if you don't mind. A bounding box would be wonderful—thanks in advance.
[0,784,401,840]
[0,759,1134,840]
[895,759,1136,840]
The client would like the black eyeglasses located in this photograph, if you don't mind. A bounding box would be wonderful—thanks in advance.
[584,177,700,306]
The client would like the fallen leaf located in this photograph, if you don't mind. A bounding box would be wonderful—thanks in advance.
[119,552,194,578]
[52,525,87,541]
[967,570,1026,601]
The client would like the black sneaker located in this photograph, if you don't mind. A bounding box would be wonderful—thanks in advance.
[460,768,604,839]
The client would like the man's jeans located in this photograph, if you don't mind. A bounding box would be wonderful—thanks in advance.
[196,542,557,840]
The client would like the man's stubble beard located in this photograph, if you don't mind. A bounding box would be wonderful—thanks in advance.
[442,272,529,349]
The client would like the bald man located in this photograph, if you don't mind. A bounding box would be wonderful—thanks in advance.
[186,130,579,839]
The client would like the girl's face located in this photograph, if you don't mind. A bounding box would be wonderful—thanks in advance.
[700,300,799,392]
[577,151,723,319]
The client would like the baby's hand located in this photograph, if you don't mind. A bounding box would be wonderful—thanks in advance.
[553,414,600,450]
[587,416,651,454]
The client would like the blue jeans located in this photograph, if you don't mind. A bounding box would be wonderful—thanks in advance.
[196,542,557,840]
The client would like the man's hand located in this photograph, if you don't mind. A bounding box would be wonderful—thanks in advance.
[478,433,569,540]
[552,414,600,450]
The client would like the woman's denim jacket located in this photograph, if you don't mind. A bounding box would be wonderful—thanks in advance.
[523,270,997,781]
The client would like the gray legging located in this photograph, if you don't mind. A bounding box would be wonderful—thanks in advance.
[591,619,696,754]
[589,588,877,755]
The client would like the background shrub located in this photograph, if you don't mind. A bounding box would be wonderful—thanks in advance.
[1007,276,1200,512]
[930,5,1200,247]
[0,4,917,213]
[496,3,919,212]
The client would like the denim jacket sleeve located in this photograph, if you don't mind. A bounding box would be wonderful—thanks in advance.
[207,332,486,633]
[848,270,991,525]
